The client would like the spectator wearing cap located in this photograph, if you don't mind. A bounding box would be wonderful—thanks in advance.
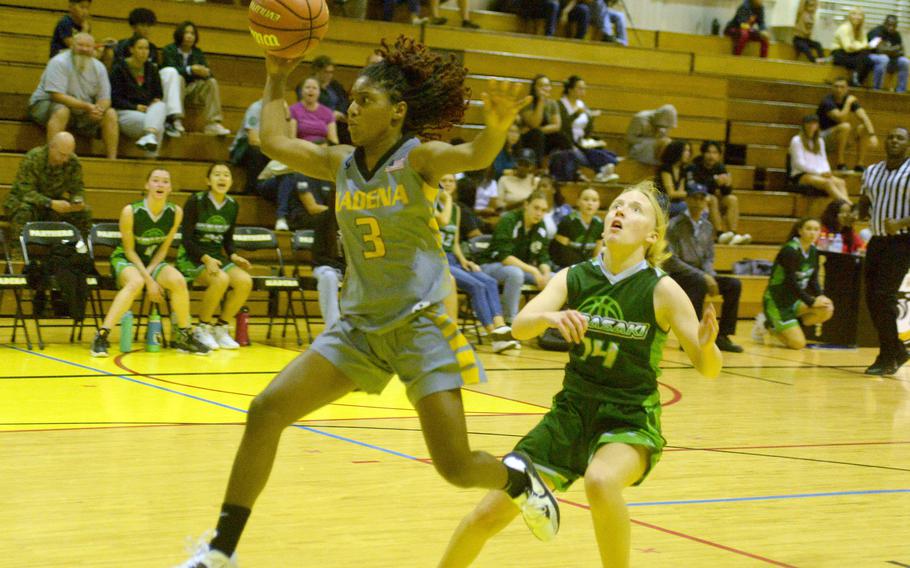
[626,104,676,166]
[789,114,851,202]
[498,148,540,209]
[664,186,744,353]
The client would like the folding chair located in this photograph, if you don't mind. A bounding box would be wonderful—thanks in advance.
[0,230,33,349]
[87,222,122,322]
[232,226,303,345]
[290,229,319,344]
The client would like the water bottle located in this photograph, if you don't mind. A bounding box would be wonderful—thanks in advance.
[236,306,250,346]
[817,232,829,250]
[146,306,162,352]
[119,310,133,353]
[831,233,843,253]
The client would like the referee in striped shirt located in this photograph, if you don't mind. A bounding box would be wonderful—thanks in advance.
[858,127,910,375]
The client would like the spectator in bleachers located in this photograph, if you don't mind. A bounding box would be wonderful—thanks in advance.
[518,75,570,167]
[820,199,865,254]
[257,161,309,232]
[752,217,833,349]
[29,32,119,160]
[176,163,253,351]
[816,79,878,172]
[311,56,351,144]
[517,0,560,36]
[161,21,230,137]
[429,0,480,29]
[831,8,879,88]
[655,140,691,218]
[626,104,676,166]
[493,122,521,179]
[498,147,540,208]
[557,1,594,40]
[50,0,92,59]
[558,75,618,182]
[114,8,159,65]
[382,0,428,25]
[549,187,602,267]
[471,168,503,218]
[110,36,166,156]
[688,141,746,244]
[792,0,826,63]
[435,174,518,353]
[665,186,744,353]
[3,132,92,242]
[478,191,554,323]
[591,0,628,45]
[868,15,908,93]
[229,99,269,195]
[789,114,851,202]
[724,0,770,58]
[291,78,338,145]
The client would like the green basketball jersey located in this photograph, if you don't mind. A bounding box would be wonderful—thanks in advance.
[177,191,239,264]
[764,238,818,308]
[334,137,451,332]
[559,212,604,246]
[564,256,668,405]
[439,202,458,253]
[111,199,177,266]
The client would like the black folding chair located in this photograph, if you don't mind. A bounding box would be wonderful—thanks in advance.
[232,226,303,345]
[0,230,33,349]
[87,222,122,320]
[289,229,322,344]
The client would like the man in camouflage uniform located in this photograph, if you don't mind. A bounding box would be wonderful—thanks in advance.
[4,132,92,243]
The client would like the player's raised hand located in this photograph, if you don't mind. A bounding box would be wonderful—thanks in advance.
[265,52,305,77]
[698,303,719,349]
[481,80,532,132]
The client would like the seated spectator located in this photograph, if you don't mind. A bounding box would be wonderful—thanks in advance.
[311,56,351,144]
[110,36,166,155]
[29,33,119,160]
[626,104,676,166]
[558,75,618,182]
[820,199,865,253]
[793,0,826,63]
[291,78,338,144]
[114,8,159,64]
[429,0,480,28]
[492,123,521,179]
[477,191,554,323]
[831,8,880,87]
[789,114,851,203]
[591,0,628,45]
[518,75,570,166]
[296,173,334,232]
[50,0,92,59]
[665,188,744,353]
[655,140,691,218]
[558,1,594,40]
[517,0,560,36]
[435,175,518,353]
[470,169,502,218]
[868,15,909,93]
[3,132,92,241]
[688,141,747,244]
[753,218,833,349]
[498,148,540,208]
[257,161,309,232]
[816,80,878,172]
[229,99,269,195]
[161,21,230,136]
[724,0,770,58]
[549,187,603,268]
[382,0,428,25]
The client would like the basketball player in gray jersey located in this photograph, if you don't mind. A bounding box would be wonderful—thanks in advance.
[175,37,560,568]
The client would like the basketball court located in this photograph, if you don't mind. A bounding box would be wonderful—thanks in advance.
[1,323,907,567]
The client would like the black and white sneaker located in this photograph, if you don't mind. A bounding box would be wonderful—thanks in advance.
[172,328,211,356]
[90,333,110,357]
[503,451,560,541]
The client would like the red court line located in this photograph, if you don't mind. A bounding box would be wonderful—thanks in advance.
[557,496,798,567]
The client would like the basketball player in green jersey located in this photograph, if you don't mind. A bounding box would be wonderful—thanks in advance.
[438,182,723,568]
[176,163,253,350]
[175,37,559,568]
[90,168,211,357]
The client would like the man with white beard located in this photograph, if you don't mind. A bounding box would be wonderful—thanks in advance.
[28,32,119,160]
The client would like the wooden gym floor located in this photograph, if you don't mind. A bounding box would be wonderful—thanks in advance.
[0,322,907,567]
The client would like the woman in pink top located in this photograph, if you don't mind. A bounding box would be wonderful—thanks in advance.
[290,77,338,144]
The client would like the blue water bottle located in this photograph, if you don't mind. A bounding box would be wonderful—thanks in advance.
[146,306,162,352]
[119,310,133,353]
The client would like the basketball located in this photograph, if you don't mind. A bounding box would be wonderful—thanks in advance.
[248,0,330,59]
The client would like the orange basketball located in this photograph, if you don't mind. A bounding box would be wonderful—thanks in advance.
[248,0,330,59]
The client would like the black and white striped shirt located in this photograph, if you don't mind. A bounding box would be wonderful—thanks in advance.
[861,157,910,237]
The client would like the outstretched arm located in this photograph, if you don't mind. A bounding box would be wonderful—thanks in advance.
[411,80,531,185]
[654,276,722,378]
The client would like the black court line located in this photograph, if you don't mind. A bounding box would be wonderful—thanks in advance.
[676,445,910,473]
[0,370,281,380]
[744,349,910,383]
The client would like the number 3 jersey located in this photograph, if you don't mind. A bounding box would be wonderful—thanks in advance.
[565,256,668,405]
[334,137,451,333]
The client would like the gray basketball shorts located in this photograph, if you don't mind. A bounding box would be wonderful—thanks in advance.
[309,304,486,406]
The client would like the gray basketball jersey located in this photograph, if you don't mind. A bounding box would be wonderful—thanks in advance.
[335,137,451,333]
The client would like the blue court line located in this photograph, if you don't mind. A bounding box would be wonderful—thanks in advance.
[4,345,422,462]
[627,488,910,507]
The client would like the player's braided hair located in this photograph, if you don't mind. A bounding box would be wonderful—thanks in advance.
[361,36,469,138]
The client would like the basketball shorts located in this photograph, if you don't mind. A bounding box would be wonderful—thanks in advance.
[176,252,236,282]
[763,293,804,333]
[309,303,486,406]
[514,388,665,491]
[110,252,169,283]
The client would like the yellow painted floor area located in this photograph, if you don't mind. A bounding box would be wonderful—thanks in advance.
[0,322,908,567]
